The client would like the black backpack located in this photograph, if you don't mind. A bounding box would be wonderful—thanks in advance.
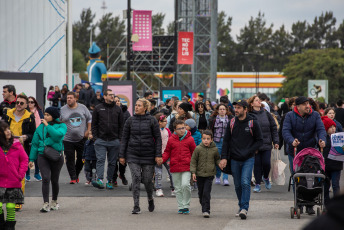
[297,155,324,189]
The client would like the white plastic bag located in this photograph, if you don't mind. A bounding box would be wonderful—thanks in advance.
[270,149,287,185]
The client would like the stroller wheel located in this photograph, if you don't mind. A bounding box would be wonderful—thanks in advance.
[290,207,295,219]
[129,183,132,191]
[317,207,321,216]
[296,208,301,219]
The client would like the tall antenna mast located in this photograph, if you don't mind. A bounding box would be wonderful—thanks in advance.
[101,1,107,15]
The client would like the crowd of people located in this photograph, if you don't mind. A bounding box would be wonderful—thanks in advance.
[0,82,343,229]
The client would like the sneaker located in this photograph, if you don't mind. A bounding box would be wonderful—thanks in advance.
[156,189,164,197]
[183,208,190,214]
[178,209,184,214]
[92,179,105,189]
[132,206,141,214]
[148,199,155,212]
[235,209,241,217]
[306,206,315,215]
[263,177,271,190]
[203,212,210,218]
[223,179,229,186]
[70,180,77,184]
[215,178,221,185]
[15,204,22,211]
[171,190,176,196]
[76,178,79,183]
[50,200,59,211]
[85,181,91,185]
[119,175,128,185]
[106,181,114,190]
[40,202,50,213]
[25,175,31,182]
[253,184,261,193]
[239,209,248,219]
[34,174,42,181]
[113,181,118,187]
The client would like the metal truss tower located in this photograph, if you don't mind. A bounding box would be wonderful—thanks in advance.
[176,0,217,100]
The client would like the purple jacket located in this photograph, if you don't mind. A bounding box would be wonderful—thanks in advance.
[0,140,28,188]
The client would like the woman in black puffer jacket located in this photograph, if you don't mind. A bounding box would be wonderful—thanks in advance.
[248,95,279,193]
[119,98,162,214]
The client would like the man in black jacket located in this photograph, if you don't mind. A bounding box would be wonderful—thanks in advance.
[79,82,95,109]
[91,89,123,189]
[219,100,263,220]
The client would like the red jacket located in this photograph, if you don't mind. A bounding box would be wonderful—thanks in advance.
[0,140,28,188]
[163,131,196,173]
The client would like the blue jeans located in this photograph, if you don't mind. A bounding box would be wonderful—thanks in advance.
[231,157,255,211]
[324,170,341,206]
[95,138,120,181]
[215,138,228,180]
[288,154,295,193]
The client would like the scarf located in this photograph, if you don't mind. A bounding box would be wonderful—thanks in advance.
[31,108,41,128]
[213,115,229,142]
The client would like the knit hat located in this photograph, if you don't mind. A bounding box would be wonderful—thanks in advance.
[185,119,196,129]
[45,107,60,120]
[321,116,336,132]
[179,102,192,113]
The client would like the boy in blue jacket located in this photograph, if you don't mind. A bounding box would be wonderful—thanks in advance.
[82,132,97,185]
[185,119,202,146]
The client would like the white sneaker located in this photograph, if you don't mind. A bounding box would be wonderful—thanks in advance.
[40,202,50,212]
[171,190,176,196]
[239,209,248,219]
[203,212,210,218]
[215,178,221,184]
[155,189,164,197]
[50,200,59,211]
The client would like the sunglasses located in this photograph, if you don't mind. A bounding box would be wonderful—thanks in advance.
[28,101,35,104]
[16,101,25,106]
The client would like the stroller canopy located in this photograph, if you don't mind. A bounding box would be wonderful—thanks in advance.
[293,147,325,172]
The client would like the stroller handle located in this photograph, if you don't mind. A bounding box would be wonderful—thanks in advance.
[293,173,325,179]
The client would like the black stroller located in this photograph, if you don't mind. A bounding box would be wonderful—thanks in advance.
[290,147,326,219]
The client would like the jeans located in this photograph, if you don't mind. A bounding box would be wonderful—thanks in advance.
[172,172,191,209]
[155,162,174,190]
[253,150,271,184]
[95,138,120,181]
[26,159,40,176]
[215,138,228,180]
[64,139,86,180]
[324,170,341,206]
[197,176,214,213]
[288,154,295,193]
[84,160,97,182]
[231,157,255,211]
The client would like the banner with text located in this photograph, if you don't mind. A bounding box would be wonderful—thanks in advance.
[329,132,344,161]
[178,32,194,65]
[132,10,152,51]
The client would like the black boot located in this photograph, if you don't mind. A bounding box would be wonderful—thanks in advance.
[0,213,5,230]
[5,221,16,230]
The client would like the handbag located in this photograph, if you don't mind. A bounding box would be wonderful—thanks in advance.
[42,126,62,161]
[270,149,286,185]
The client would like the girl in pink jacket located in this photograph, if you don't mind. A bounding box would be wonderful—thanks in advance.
[0,121,28,229]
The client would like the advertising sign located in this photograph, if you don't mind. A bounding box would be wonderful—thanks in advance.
[177,32,194,65]
[329,132,344,162]
[104,81,136,115]
[216,78,233,101]
[160,87,183,102]
[132,10,152,51]
[308,80,328,103]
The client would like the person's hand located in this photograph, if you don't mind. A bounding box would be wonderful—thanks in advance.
[21,135,28,141]
[192,173,197,182]
[219,159,227,170]
[88,134,93,140]
[274,144,279,149]
[319,139,326,148]
[292,139,300,147]
[29,162,34,169]
[119,158,126,165]
[155,157,163,166]
[41,119,48,126]
[84,130,90,138]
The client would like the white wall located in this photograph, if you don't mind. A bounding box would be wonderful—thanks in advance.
[0,0,67,89]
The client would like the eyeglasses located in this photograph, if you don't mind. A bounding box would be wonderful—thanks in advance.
[28,101,35,104]
[16,101,25,106]
[108,94,114,97]
[176,127,185,131]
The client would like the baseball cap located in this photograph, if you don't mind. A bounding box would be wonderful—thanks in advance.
[233,99,248,108]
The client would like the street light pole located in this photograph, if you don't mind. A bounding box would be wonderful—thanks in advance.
[173,0,178,87]
[126,0,131,81]
[243,52,263,94]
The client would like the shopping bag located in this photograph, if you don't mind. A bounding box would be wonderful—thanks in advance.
[270,149,286,185]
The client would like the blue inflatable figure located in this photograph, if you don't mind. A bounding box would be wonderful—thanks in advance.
[87,42,107,93]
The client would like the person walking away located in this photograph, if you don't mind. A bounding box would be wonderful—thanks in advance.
[60,92,92,184]
[320,116,343,209]
[154,113,175,197]
[208,104,233,186]
[29,107,67,212]
[282,96,326,215]
[119,99,162,214]
[0,85,17,119]
[161,120,196,214]
[91,89,123,189]
[247,96,279,192]
[82,132,97,185]
[190,130,221,218]
[219,100,263,220]
[27,96,44,182]
[0,121,28,230]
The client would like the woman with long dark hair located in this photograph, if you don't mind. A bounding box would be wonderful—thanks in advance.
[194,102,211,131]
[29,107,67,212]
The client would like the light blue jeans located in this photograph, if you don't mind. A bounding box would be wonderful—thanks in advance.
[215,138,228,180]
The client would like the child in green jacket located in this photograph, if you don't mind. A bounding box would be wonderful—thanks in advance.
[190,130,221,218]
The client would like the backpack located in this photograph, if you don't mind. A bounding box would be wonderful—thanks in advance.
[230,118,253,136]
[296,155,324,189]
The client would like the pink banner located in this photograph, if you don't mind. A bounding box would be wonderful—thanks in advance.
[107,85,133,115]
[132,10,152,51]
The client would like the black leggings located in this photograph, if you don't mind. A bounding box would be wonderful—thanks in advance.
[38,154,64,203]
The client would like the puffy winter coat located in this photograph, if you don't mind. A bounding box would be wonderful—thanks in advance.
[119,113,162,165]
[79,87,96,108]
[282,107,327,156]
[190,142,220,177]
[0,140,28,188]
[249,109,279,151]
[162,130,196,173]
[190,128,202,146]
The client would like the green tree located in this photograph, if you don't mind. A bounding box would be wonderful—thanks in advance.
[73,8,96,62]
[291,21,310,53]
[152,13,165,35]
[336,20,344,49]
[73,49,87,72]
[166,22,174,35]
[275,49,344,103]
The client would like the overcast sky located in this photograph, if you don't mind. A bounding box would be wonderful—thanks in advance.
[72,0,344,38]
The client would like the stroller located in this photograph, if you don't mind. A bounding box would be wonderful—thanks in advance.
[290,147,326,219]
